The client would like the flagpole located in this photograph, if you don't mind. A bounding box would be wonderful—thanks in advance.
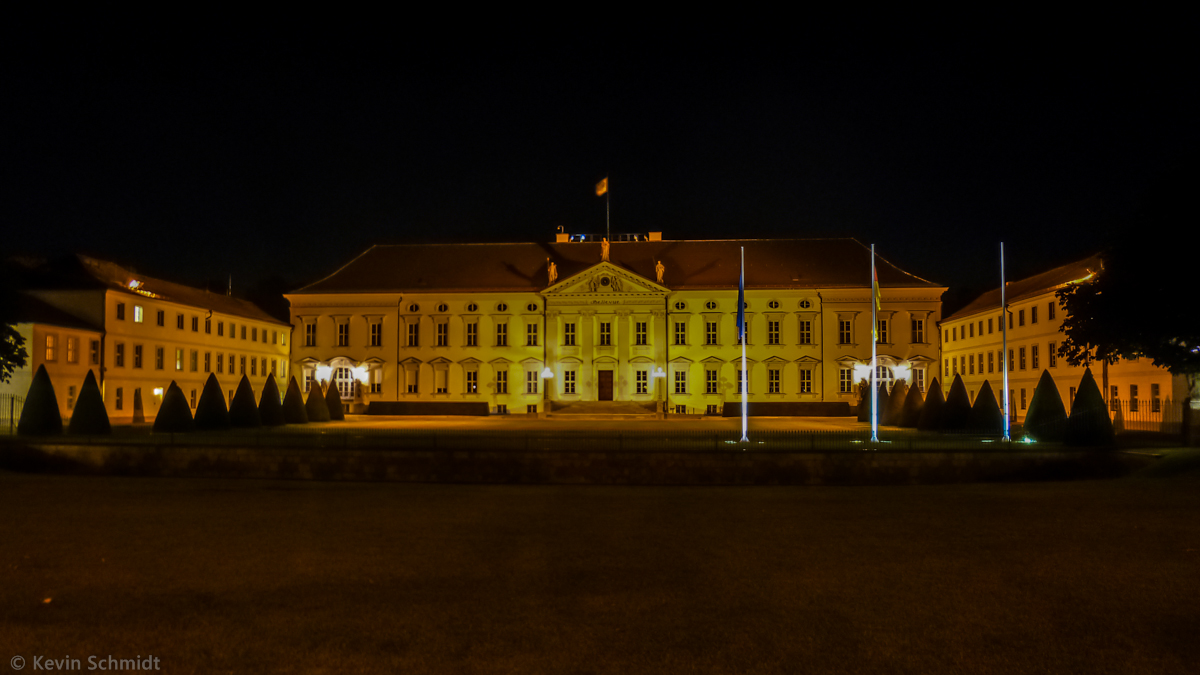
[606,177,610,242]
[870,244,878,444]
[740,246,748,443]
[1001,242,1011,442]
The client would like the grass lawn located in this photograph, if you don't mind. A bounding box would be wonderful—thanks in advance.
[2,457,1199,674]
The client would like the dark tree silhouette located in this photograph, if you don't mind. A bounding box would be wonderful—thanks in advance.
[1066,368,1115,447]
[967,380,1003,435]
[259,376,285,426]
[1024,370,1067,442]
[942,374,972,431]
[17,364,62,435]
[153,382,194,433]
[282,377,309,424]
[305,383,331,422]
[194,373,230,430]
[229,375,261,428]
[898,383,924,428]
[917,378,945,431]
[67,369,110,435]
[325,383,345,421]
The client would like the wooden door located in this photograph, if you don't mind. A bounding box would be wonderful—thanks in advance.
[598,370,614,401]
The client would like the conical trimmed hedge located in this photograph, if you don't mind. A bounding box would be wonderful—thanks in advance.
[259,376,285,426]
[917,378,945,431]
[68,369,110,435]
[305,383,331,422]
[229,375,261,428]
[967,380,1003,434]
[856,379,871,422]
[885,381,908,427]
[17,364,63,436]
[874,383,891,426]
[153,381,194,433]
[942,374,972,431]
[194,373,231,430]
[1024,370,1067,442]
[898,383,924,428]
[1066,368,1115,447]
[325,383,345,421]
[282,377,308,424]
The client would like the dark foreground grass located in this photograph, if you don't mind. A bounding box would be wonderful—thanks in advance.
[2,469,1198,674]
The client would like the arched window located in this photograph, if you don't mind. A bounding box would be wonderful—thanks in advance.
[335,367,355,399]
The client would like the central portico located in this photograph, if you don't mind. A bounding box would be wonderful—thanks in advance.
[542,261,669,407]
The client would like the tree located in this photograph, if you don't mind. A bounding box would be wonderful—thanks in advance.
[917,378,945,431]
[259,376,286,427]
[0,279,27,383]
[1066,368,1115,447]
[282,377,309,424]
[194,373,230,431]
[305,383,331,422]
[325,383,345,421]
[898,383,924,428]
[153,382,194,433]
[967,380,1003,435]
[67,369,111,435]
[1024,370,1067,442]
[16,364,62,435]
[885,381,908,427]
[229,375,261,428]
[942,374,972,431]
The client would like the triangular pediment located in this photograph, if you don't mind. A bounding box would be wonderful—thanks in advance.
[543,262,667,299]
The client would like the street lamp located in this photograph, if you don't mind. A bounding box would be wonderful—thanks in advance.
[653,366,667,414]
[541,366,554,412]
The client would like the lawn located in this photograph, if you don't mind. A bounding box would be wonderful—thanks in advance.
[2,460,1198,674]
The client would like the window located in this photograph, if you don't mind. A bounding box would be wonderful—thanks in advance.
[1008,313,1013,330]
[68,385,76,410]
[988,318,994,334]
[799,320,813,345]
[978,320,984,337]
[1020,388,1027,410]
[192,316,199,332]
[338,323,350,347]
[636,370,648,394]
[674,370,687,394]
[228,354,235,374]
[1111,386,1120,411]
[1031,306,1038,324]
[408,303,420,313]
[1151,383,1161,413]
[675,405,688,415]
[177,313,185,329]
[435,368,448,394]
[370,322,382,347]
[466,371,478,394]
[737,324,748,346]
[496,323,508,347]
[526,370,538,394]
[706,369,718,394]
[736,369,746,394]
[674,322,686,345]
[1048,301,1056,321]
[768,320,780,345]
[66,337,77,364]
[466,322,478,347]
[968,353,974,375]
[1130,384,1139,413]
[229,322,236,338]
[705,322,717,345]
[496,370,508,394]
[370,370,382,394]
[799,299,812,309]
[114,342,124,367]
[496,303,507,312]
[1008,350,1015,372]
[116,303,126,320]
[203,352,210,372]
[969,323,974,338]
[877,319,888,344]
[1048,342,1057,368]
[564,371,576,394]
[705,301,718,310]
[838,320,852,344]
[305,323,316,347]
[217,321,224,336]
[241,326,247,340]
[768,300,780,309]
[152,347,163,370]
[1031,344,1039,370]
[156,310,165,327]
[706,404,720,415]
[563,323,575,346]
[45,334,57,361]
[250,357,257,376]
[437,322,448,347]
[840,368,853,394]
[986,351,994,374]
[115,387,123,411]
[133,305,143,323]
[911,319,924,344]
[598,322,610,346]
[799,369,812,394]
[525,322,540,347]
[204,317,211,334]
[406,369,419,394]
[240,356,246,374]
[191,350,198,372]
[915,369,926,393]
[768,368,780,394]
[1019,347,1026,370]
[674,301,686,311]
[133,345,143,369]
[408,323,419,347]
[635,322,647,346]
[952,327,956,342]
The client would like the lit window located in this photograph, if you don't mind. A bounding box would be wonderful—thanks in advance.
[66,337,77,364]
[45,334,57,361]
[134,305,143,323]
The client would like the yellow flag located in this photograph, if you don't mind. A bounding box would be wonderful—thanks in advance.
[595,177,608,196]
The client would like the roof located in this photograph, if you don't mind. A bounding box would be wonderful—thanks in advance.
[291,238,943,295]
[14,293,104,332]
[19,255,288,326]
[944,254,1103,322]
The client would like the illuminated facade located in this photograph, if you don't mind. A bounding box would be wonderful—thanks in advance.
[287,235,945,415]
[940,255,1183,425]
[13,255,291,423]
[0,295,104,420]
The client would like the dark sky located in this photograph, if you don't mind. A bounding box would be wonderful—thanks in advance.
[4,33,1194,315]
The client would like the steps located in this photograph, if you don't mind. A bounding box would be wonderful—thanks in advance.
[546,401,659,419]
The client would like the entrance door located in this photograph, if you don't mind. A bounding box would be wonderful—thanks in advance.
[598,370,614,401]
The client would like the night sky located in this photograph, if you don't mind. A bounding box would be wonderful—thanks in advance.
[5,33,1194,315]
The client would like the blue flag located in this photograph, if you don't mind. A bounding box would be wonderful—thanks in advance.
[737,247,745,338]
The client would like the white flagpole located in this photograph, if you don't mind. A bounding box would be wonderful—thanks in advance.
[740,247,748,443]
[606,178,610,242]
[871,244,878,444]
[1001,242,1011,442]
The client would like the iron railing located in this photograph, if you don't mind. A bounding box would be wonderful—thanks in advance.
[1,394,23,434]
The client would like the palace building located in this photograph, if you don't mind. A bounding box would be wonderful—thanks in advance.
[9,255,291,423]
[940,254,1186,427]
[286,234,945,415]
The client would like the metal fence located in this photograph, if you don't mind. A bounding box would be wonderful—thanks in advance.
[1106,399,1185,434]
[1,394,23,434]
